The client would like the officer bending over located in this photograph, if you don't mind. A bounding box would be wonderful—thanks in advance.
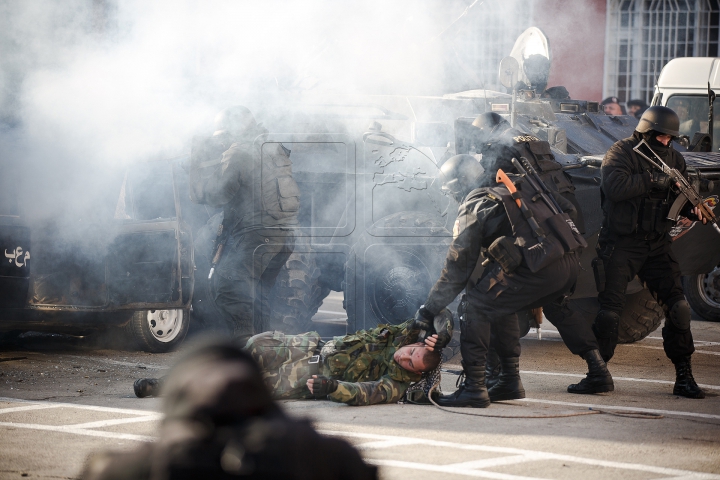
[413,146,592,408]
[84,342,377,480]
[594,106,706,399]
[134,313,453,406]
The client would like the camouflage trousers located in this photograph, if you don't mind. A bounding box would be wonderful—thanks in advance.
[245,331,322,399]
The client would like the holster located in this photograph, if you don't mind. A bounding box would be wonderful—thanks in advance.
[591,256,606,292]
[487,236,523,274]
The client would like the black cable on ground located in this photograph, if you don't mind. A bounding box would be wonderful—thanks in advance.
[427,383,664,420]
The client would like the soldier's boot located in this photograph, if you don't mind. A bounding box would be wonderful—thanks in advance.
[487,357,525,402]
[672,356,705,399]
[485,348,502,390]
[133,377,165,398]
[567,349,614,394]
[437,362,490,408]
[592,310,620,363]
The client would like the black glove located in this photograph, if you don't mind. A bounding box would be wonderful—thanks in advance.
[308,376,338,398]
[412,306,435,339]
[432,308,455,351]
[650,171,671,189]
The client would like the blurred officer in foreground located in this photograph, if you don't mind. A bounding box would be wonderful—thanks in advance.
[594,106,706,399]
[134,313,453,406]
[83,342,377,480]
[188,106,299,341]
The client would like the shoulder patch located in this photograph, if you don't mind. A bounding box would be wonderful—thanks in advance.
[513,135,540,143]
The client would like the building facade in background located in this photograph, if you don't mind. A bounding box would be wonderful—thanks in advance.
[604,0,720,104]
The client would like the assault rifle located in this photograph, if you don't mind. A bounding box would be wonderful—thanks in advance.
[632,139,720,235]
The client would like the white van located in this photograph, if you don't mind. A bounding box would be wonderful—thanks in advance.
[652,57,719,151]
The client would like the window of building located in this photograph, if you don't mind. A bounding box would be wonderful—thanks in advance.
[604,0,720,105]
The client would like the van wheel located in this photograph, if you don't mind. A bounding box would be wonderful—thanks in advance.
[127,308,189,352]
[683,267,720,322]
[617,289,664,343]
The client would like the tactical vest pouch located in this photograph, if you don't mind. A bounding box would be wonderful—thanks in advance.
[262,144,301,221]
[524,142,575,195]
[487,236,523,274]
[522,235,565,273]
[545,213,587,252]
[639,197,671,233]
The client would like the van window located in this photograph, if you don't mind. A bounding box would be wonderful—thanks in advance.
[666,95,720,151]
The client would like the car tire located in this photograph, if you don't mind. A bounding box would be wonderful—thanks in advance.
[682,267,720,322]
[617,289,664,344]
[267,236,330,333]
[126,308,189,353]
[344,211,451,331]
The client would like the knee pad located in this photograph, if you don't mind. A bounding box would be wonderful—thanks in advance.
[594,310,620,337]
[668,300,691,332]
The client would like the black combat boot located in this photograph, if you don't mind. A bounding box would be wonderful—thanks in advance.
[567,349,614,394]
[672,356,705,399]
[485,348,501,390]
[593,310,620,363]
[487,357,525,402]
[437,362,490,408]
[134,377,165,398]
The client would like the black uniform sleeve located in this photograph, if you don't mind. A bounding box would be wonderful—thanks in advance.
[601,142,651,202]
[423,195,504,315]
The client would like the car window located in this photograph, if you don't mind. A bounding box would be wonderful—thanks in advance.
[666,95,720,151]
[115,162,176,221]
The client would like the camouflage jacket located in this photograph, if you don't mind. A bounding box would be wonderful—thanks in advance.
[324,319,422,406]
[245,321,421,406]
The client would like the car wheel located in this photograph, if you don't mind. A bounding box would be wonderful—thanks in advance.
[683,266,720,322]
[127,308,189,353]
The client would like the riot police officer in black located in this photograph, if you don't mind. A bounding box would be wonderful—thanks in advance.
[413,113,610,407]
[594,106,706,399]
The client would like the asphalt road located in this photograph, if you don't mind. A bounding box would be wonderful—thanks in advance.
[1,292,719,479]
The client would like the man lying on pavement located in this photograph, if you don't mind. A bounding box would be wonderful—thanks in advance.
[133,309,453,406]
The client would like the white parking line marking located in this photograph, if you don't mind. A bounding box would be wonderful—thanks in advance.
[518,370,720,390]
[356,438,423,450]
[67,415,161,429]
[321,431,720,479]
[0,404,61,414]
[520,398,720,420]
[0,421,154,442]
[626,345,720,356]
[0,397,155,416]
[446,455,540,469]
[367,459,543,479]
[644,336,720,347]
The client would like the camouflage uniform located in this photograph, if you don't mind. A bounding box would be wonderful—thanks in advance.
[245,320,422,406]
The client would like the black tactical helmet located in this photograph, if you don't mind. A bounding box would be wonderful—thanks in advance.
[213,105,257,136]
[470,112,508,145]
[440,154,485,202]
[636,106,680,136]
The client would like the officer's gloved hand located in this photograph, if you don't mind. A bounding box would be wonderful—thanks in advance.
[412,306,436,341]
[307,375,338,398]
[432,308,455,351]
[650,171,672,189]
